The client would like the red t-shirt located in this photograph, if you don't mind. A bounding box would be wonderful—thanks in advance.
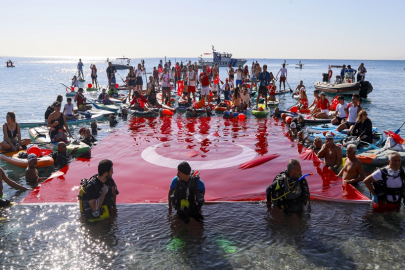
[175,66,181,77]
[269,85,276,95]
[300,98,309,109]
[130,95,148,107]
[199,72,210,87]
[317,98,330,110]
[76,94,85,106]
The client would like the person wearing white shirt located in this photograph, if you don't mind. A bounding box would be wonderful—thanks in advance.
[331,95,348,125]
[276,63,288,91]
[63,98,78,120]
[160,68,172,105]
[187,65,197,101]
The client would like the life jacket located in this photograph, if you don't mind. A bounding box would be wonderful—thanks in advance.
[372,167,405,205]
[78,174,111,222]
[292,118,305,132]
[170,171,205,220]
[51,151,69,168]
[266,170,311,213]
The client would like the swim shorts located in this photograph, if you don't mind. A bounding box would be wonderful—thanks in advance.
[236,80,242,86]
[188,86,196,93]
[110,77,116,86]
[201,86,210,96]
[280,76,286,83]
[258,85,268,96]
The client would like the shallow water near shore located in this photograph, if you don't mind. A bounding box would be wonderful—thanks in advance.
[1,57,405,268]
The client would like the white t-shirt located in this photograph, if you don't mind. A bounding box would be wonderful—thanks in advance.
[188,71,196,86]
[236,69,243,80]
[64,103,74,115]
[136,69,143,77]
[336,102,348,118]
[161,73,172,87]
[221,82,234,91]
[241,92,250,103]
[348,104,360,123]
[279,68,287,77]
[371,166,403,202]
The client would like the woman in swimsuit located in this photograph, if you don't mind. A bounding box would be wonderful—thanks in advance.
[127,66,137,100]
[228,66,235,82]
[135,63,145,95]
[45,95,63,120]
[47,102,73,142]
[232,87,242,112]
[0,112,31,151]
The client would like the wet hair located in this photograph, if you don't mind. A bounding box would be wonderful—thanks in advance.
[287,159,300,173]
[314,136,322,142]
[67,98,72,102]
[389,152,401,161]
[98,159,113,176]
[57,95,63,103]
[6,111,16,123]
[234,87,240,99]
[347,144,357,152]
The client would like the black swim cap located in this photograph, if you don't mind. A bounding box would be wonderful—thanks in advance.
[178,161,191,175]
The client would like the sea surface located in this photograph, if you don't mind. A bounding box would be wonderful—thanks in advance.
[0,57,405,269]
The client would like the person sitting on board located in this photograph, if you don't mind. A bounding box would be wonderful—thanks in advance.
[309,136,323,154]
[266,159,311,213]
[102,94,115,105]
[147,86,159,108]
[47,102,73,142]
[232,87,242,112]
[98,88,107,101]
[337,144,365,185]
[317,132,343,172]
[45,95,64,120]
[295,88,309,110]
[25,154,46,183]
[130,91,148,112]
[83,159,119,221]
[168,161,205,223]
[363,152,405,211]
[312,92,330,119]
[271,107,281,118]
[256,64,271,109]
[63,97,78,120]
[106,62,117,95]
[50,141,78,169]
[331,95,348,125]
[74,88,87,112]
[337,94,362,132]
[120,108,128,121]
[0,112,31,151]
[80,128,98,147]
[221,79,233,101]
[347,110,373,144]
[268,80,277,102]
[1,167,30,206]
[90,64,97,88]
[308,90,320,113]
[241,85,251,110]
[276,63,288,91]
[292,81,306,97]
[77,59,84,79]
[71,75,79,89]
[357,63,367,82]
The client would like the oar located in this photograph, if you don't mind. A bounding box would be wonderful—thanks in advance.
[286,79,292,91]
[60,83,72,90]
[395,121,405,134]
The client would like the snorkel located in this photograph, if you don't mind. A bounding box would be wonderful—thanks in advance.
[298,173,313,181]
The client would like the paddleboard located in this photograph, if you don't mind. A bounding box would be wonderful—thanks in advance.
[28,127,90,155]
[91,102,119,112]
[267,100,279,106]
[252,104,270,118]
[357,149,405,166]
[0,149,53,168]
[20,113,104,128]
[274,89,292,95]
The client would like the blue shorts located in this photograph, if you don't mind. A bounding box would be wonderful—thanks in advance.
[224,91,231,101]
[110,77,116,86]
[236,80,242,86]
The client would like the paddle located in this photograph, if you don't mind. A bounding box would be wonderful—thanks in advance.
[395,121,405,134]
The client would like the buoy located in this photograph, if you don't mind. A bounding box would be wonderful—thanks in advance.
[281,113,287,120]
[115,83,119,88]
[87,83,92,88]
[238,113,245,120]
[290,106,298,113]
[74,87,79,92]
[285,116,293,124]
[162,109,174,116]
[70,86,74,91]
[27,145,41,157]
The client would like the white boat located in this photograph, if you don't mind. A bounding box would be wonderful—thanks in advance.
[314,65,373,98]
[198,46,247,67]
[108,56,131,70]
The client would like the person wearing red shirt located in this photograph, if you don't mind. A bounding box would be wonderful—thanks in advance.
[175,63,181,88]
[130,91,148,111]
[74,88,87,111]
[312,92,330,119]
[199,66,212,103]
[268,80,277,101]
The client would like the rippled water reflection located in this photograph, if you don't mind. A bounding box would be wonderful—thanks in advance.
[1,202,405,269]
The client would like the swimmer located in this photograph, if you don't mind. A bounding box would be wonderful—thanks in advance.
[289,122,297,139]
[51,142,78,169]
[317,132,343,172]
[25,154,45,183]
[296,131,308,145]
[80,128,98,147]
[91,121,98,135]
[309,136,323,154]
[337,144,365,185]
[109,115,118,126]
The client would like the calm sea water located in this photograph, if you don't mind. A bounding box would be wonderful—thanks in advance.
[0,57,405,269]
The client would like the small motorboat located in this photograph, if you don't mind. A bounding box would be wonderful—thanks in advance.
[108,56,131,70]
[314,65,372,98]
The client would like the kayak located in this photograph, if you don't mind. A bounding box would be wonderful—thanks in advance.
[307,123,378,134]
[307,131,347,143]
[28,127,90,155]
[5,66,15,68]
[76,108,115,117]
[339,134,383,156]
[97,98,124,104]
[357,149,405,166]
[131,109,159,117]
[0,149,53,168]
[91,102,119,112]
[267,100,279,106]
[252,104,270,118]
[19,113,104,128]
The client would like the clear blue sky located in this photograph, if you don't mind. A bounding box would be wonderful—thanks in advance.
[1,0,404,60]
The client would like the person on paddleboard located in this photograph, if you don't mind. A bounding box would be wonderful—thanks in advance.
[312,92,330,119]
[90,64,97,88]
[337,144,365,185]
[256,64,271,109]
[168,161,205,223]
[276,63,288,91]
[0,112,31,151]
[77,59,84,79]
[317,132,343,172]
[71,75,79,89]
[293,80,305,97]
[45,95,63,120]
[63,97,78,120]
[364,152,405,212]
[106,62,117,94]
[266,159,311,213]
[336,94,361,132]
